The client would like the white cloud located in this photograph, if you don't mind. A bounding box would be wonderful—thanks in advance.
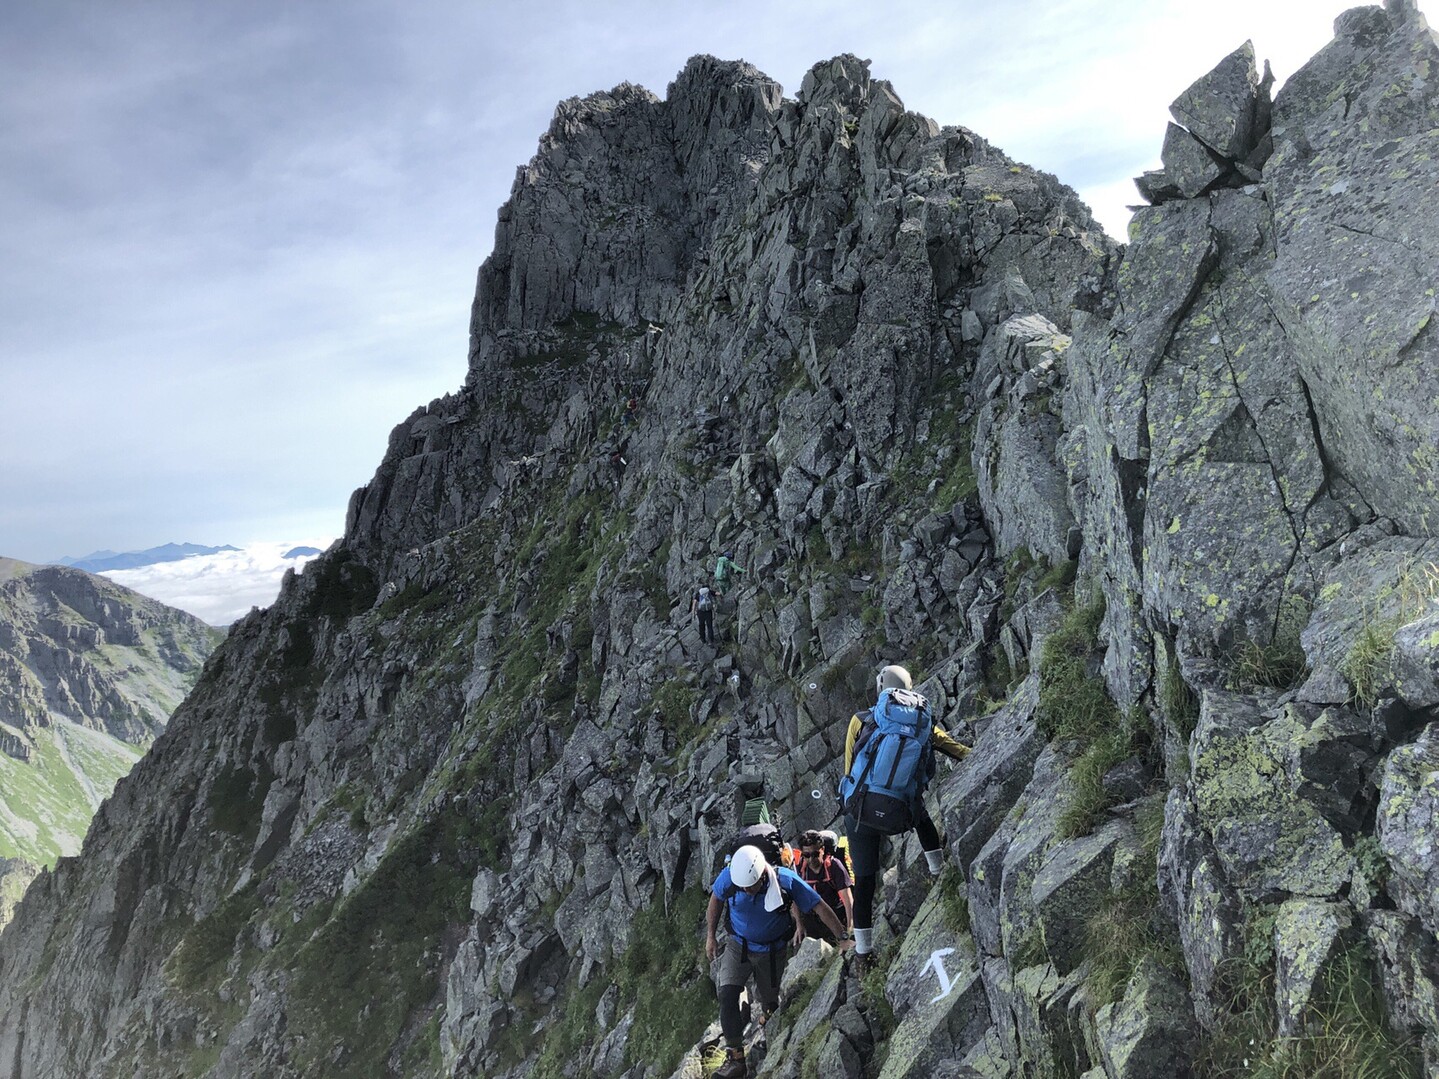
[100,540,332,627]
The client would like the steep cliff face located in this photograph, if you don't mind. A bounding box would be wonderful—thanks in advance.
[1,6,1438,1078]
[0,558,222,868]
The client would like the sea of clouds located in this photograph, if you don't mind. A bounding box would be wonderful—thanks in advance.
[100,540,332,627]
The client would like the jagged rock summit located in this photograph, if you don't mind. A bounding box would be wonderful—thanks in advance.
[1,6,1438,1078]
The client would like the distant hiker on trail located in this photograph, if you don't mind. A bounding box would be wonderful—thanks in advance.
[796,829,853,947]
[706,845,846,1079]
[838,664,970,974]
[691,581,716,644]
[623,394,639,426]
[714,552,745,597]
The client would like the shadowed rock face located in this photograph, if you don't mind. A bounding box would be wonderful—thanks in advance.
[2,10,1439,1078]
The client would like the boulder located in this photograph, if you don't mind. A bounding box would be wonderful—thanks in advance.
[876,889,990,1077]
[1088,957,1198,1079]
[1363,909,1439,1046]
[1158,788,1244,1029]
[1030,819,1128,974]
[1159,122,1227,198]
[937,674,1045,869]
[1168,41,1263,160]
[1265,2,1439,535]
[1189,687,1354,898]
[1377,724,1439,938]
[1272,898,1352,1038]
[1393,610,1439,711]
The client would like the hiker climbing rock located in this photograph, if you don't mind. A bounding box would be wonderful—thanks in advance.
[838,664,970,974]
[705,844,845,1078]
[796,829,853,947]
[714,552,745,597]
[691,580,716,644]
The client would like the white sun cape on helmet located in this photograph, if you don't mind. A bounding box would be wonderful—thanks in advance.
[730,843,785,912]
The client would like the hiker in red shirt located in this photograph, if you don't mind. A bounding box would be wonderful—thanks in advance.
[796,829,853,947]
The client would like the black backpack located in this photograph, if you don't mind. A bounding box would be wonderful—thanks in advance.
[723,822,786,867]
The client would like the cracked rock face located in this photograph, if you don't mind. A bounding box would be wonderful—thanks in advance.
[1266,3,1439,537]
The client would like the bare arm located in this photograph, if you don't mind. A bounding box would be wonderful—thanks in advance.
[816,900,846,941]
[705,893,724,961]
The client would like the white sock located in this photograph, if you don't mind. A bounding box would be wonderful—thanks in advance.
[853,927,874,954]
[925,848,945,875]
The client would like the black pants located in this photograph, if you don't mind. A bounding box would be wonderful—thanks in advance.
[698,607,714,643]
[847,806,943,931]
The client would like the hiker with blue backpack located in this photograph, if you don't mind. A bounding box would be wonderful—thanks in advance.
[705,843,846,1078]
[837,664,970,973]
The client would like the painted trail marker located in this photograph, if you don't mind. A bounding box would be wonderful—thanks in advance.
[921,947,958,1003]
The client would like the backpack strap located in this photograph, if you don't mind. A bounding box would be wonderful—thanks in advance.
[881,734,911,789]
[848,731,884,792]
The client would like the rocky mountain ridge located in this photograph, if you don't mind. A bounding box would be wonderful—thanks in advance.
[1,3,1438,1077]
[0,558,222,887]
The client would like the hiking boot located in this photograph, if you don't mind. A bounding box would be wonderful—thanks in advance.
[713,1046,748,1079]
[850,950,874,979]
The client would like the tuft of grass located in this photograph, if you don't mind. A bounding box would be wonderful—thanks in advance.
[652,678,697,727]
[1340,560,1439,709]
[1079,795,1179,1007]
[1033,558,1078,597]
[1036,594,1155,838]
[1036,595,1114,743]
[1009,925,1048,970]
[1057,716,1146,839]
[859,942,898,1049]
[1159,645,1199,741]
[286,813,479,1078]
[1199,931,1421,1078]
[614,887,714,1071]
[1231,595,1311,690]
[1343,618,1397,711]
[936,865,969,933]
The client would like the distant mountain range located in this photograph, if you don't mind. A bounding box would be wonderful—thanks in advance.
[283,545,323,559]
[0,557,223,878]
[54,542,241,573]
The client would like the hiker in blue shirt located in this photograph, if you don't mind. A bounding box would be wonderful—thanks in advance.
[704,845,845,1078]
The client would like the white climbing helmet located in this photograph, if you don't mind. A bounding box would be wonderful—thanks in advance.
[876,664,912,695]
[730,845,769,888]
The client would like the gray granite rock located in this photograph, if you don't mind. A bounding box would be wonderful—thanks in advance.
[1159,122,1228,198]
[1089,957,1198,1079]
[1169,41,1263,160]
[1377,724,1439,940]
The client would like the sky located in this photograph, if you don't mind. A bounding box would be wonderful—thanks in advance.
[1,0,1366,578]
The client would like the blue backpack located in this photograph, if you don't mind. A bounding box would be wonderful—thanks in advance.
[838,688,935,835]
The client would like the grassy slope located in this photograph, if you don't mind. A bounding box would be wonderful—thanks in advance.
[0,720,143,863]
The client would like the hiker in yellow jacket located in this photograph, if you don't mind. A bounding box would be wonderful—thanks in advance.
[842,664,969,971]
